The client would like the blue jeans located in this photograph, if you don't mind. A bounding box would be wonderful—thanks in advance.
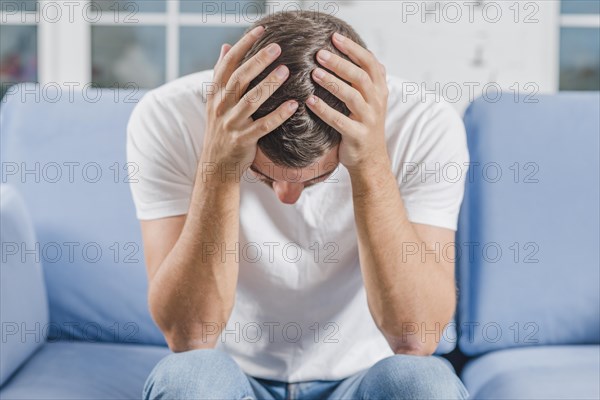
[143,349,469,399]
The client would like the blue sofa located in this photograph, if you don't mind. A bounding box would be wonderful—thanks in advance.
[457,93,599,399]
[0,84,598,399]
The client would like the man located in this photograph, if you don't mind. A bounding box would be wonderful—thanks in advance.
[127,10,469,400]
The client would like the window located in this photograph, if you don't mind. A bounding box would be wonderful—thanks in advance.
[88,0,266,88]
[559,0,600,90]
[0,0,38,98]
[91,25,167,88]
[0,0,267,95]
[1,0,599,99]
[179,26,247,76]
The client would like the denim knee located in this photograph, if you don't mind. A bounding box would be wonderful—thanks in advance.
[357,354,469,399]
[143,349,255,400]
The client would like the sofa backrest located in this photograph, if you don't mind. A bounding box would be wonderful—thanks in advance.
[0,84,165,346]
[0,184,49,385]
[457,93,600,355]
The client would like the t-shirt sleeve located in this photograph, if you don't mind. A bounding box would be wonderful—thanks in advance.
[126,90,196,220]
[397,101,470,231]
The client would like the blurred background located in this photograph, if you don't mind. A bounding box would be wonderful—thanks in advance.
[0,0,599,112]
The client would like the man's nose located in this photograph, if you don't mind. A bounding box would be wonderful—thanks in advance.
[272,181,303,204]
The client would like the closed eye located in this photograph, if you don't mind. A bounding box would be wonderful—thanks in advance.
[255,172,334,189]
[304,172,334,188]
[258,178,274,187]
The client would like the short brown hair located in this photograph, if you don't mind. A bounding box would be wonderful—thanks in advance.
[240,10,367,168]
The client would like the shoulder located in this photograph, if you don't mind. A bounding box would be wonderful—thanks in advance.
[150,69,215,101]
[126,70,215,170]
[127,69,215,140]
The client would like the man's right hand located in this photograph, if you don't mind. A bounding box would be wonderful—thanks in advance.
[200,25,298,174]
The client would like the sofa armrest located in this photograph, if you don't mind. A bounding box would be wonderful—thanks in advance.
[0,184,49,386]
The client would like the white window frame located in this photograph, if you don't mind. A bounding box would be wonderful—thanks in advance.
[557,3,600,90]
[560,9,600,28]
[3,0,596,91]
[1,0,301,86]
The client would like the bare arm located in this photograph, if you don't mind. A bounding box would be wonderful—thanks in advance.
[350,164,457,355]
[140,25,298,352]
[143,174,240,352]
[305,32,457,355]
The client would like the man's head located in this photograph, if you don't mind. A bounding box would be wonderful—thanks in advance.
[239,10,366,203]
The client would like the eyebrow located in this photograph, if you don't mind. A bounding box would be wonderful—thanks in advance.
[249,164,337,184]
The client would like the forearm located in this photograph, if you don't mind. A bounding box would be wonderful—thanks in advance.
[148,162,241,351]
[349,161,456,355]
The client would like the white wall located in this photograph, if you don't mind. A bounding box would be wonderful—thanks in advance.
[329,0,560,113]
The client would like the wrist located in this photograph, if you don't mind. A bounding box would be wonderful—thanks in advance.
[197,156,246,186]
[197,163,243,187]
[347,153,392,179]
[348,157,394,196]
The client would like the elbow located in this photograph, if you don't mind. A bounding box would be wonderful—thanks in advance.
[147,285,223,352]
[147,283,171,338]
[378,318,447,357]
[156,317,221,353]
[376,290,456,357]
[389,339,438,356]
[164,329,217,353]
[148,290,220,353]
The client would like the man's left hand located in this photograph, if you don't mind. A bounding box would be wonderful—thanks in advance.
[305,32,390,173]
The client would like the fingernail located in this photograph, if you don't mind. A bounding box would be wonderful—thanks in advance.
[333,32,345,42]
[251,26,265,37]
[288,101,298,111]
[306,95,317,105]
[317,49,331,61]
[267,43,280,56]
[313,68,326,79]
[275,65,288,78]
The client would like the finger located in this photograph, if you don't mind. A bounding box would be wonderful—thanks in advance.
[311,67,366,115]
[235,64,290,120]
[332,32,385,87]
[213,25,265,87]
[217,45,225,64]
[316,49,375,103]
[224,43,281,107]
[220,43,232,63]
[305,94,360,136]
[246,100,299,141]
[215,43,232,68]
[223,42,282,109]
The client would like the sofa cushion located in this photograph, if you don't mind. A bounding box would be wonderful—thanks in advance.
[0,185,49,386]
[0,341,170,399]
[462,345,600,399]
[457,93,600,355]
[0,84,165,346]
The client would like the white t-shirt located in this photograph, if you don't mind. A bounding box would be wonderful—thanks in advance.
[126,69,469,382]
